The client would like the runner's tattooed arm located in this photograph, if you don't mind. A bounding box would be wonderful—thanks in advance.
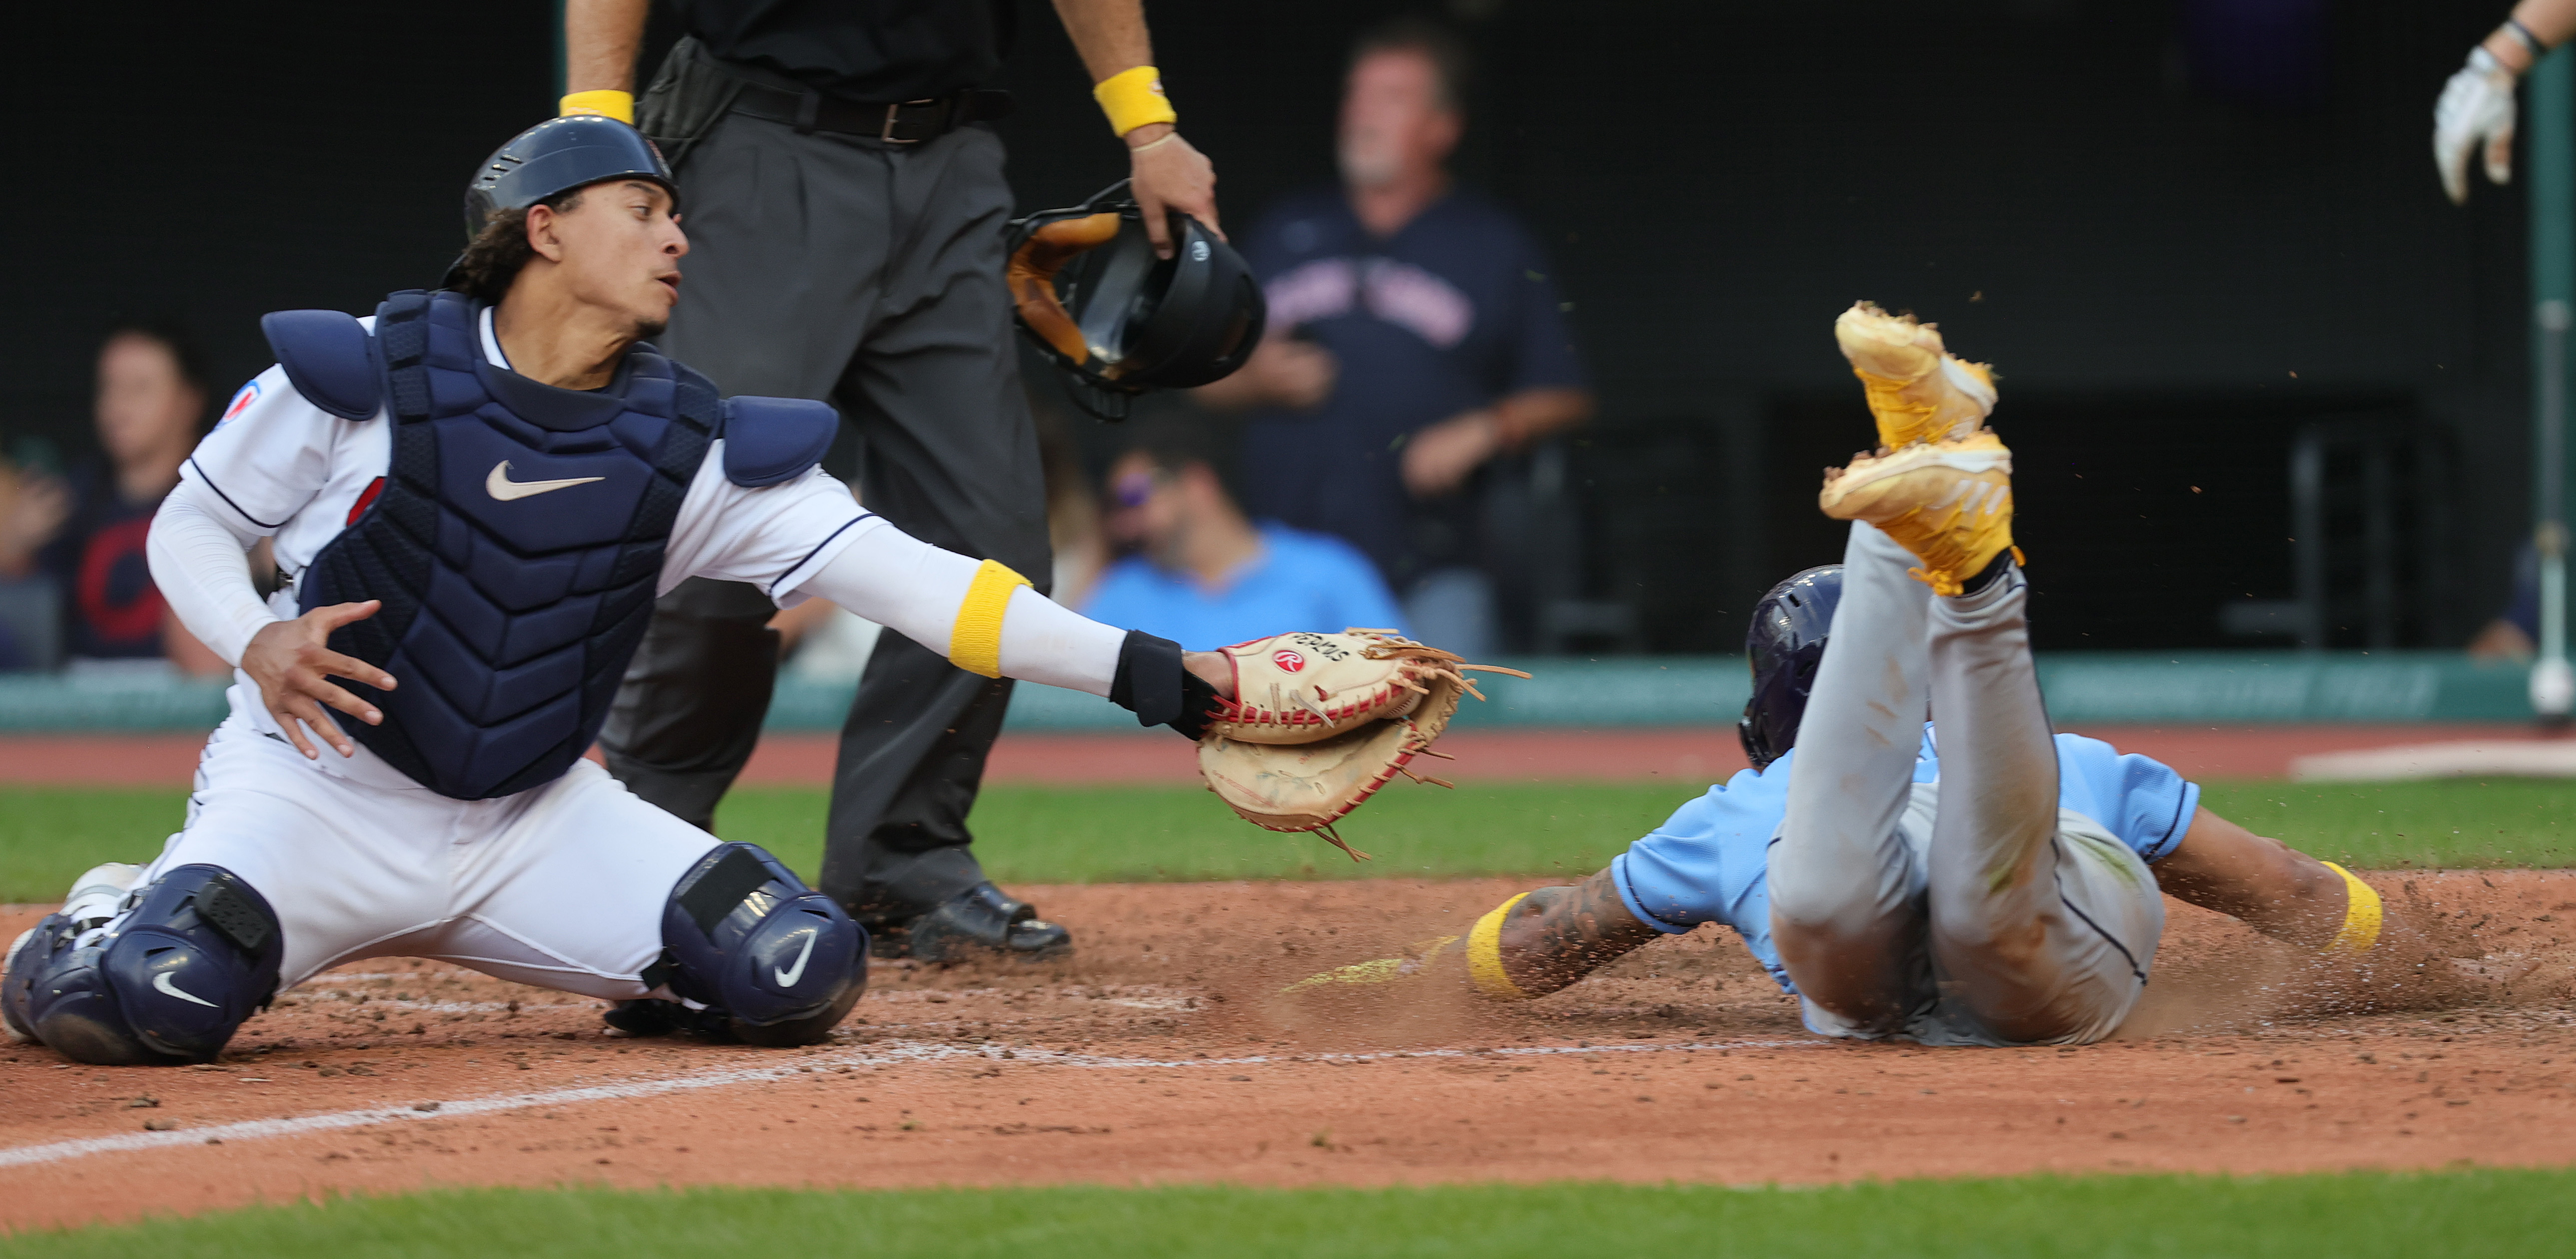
[1493,866,1665,996]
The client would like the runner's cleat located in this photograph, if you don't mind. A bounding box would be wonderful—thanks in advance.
[1835,301,1997,450]
[1819,430,2016,596]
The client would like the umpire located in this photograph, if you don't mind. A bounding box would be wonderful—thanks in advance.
[562,0,1222,960]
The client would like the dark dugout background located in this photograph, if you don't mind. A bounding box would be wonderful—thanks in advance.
[0,0,2536,653]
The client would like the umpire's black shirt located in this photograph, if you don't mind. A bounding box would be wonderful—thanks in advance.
[679,0,1015,101]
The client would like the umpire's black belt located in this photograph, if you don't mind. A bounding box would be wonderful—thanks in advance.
[728,84,1015,144]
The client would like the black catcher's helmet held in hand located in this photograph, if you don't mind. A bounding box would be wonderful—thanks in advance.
[1739,565,1843,772]
[461,116,678,242]
[1006,180,1265,420]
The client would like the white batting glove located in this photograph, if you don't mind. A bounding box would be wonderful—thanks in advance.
[2436,46,2521,206]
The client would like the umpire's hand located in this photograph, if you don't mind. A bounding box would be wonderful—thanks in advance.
[242,600,398,760]
[1126,122,1222,258]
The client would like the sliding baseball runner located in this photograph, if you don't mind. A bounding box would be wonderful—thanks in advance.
[1290,305,2432,1045]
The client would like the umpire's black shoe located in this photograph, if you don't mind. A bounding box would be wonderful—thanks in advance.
[878,882,1072,962]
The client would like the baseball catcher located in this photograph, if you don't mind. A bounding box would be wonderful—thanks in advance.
[1289,304,2431,1046]
[0,118,1399,1066]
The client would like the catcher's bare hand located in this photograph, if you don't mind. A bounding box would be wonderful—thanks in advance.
[1126,123,1221,258]
[242,600,397,760]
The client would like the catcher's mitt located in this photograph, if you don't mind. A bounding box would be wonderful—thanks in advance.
[1196,630,1527,860]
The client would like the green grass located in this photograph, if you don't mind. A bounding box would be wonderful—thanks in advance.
[10,1172,2576,1257]
[2197,778,2576,870]
[0,787,190,906]
[713,780,1687,886]
[7,776,2576,904]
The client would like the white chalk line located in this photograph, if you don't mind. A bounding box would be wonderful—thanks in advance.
[0,1035,1818,1172]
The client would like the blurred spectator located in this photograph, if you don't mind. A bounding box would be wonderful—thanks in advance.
[0,450,71,669]
[1195,17,1591,658]
[2469,540,2541,663]
[1082,418,1404,650]
[0,320,229,676]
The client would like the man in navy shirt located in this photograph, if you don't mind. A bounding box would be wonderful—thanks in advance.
[1196,18,1590,657]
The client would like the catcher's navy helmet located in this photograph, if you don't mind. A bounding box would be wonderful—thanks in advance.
[1005,180,1265,420]
[1738,565,1843,772]
[461,116,677,242]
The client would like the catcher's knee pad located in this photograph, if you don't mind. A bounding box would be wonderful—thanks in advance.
[650,843,865,1047]
[9,865,282,1066]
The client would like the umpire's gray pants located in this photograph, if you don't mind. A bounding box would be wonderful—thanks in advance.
[598,112,1051,926]
[1768,523,2162,1046]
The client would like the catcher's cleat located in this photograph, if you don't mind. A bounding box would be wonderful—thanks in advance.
[1819,430,2017,596]
[1835,302,1996,450]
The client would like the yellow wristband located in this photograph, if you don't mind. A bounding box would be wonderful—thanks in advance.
[560,90,636,124]
[2319,862,2384,956]
[950,559,1031,679]
[1092,65,1177,137]
[1466,892,1533,1000]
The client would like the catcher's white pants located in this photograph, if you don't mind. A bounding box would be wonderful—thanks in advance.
[1769,522,2163,1046]
[122,694,721,996]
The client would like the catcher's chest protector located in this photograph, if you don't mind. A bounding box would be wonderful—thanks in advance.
[294,290,715,799]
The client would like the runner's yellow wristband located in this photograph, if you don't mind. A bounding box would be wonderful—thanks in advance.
[2319,862,2384,956]
[951,559,1031,678]
[1466,892,1533,1000]
[1092,66,1177,136]
[560,90,636,124]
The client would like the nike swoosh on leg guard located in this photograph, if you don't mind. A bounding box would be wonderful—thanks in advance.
[152,972,217,1008]
[773,932,817,987]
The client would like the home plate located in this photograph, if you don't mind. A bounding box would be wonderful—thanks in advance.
[2291,740,2576,782]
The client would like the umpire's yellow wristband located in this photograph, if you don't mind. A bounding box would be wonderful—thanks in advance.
[2319,862,2384,956]
[561,90,636,124]
[950,559,1031,679]
[1466,892,1532,1000]
[1093,65,1177,136]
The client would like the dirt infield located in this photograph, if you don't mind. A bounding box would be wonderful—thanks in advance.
[5,870,2576,1232]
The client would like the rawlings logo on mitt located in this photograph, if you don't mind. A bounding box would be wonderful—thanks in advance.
[1204,629,1447,742]
[1196,630,1528,860]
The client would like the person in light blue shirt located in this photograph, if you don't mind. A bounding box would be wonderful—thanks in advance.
[1080,422,1406,650]
[1288,558,2430,1046]
[1287,310,2435,1046]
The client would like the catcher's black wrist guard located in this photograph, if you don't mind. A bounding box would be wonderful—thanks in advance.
[1110,630,1219,740]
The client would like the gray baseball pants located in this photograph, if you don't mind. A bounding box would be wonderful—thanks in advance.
[598,110,1052,926]
[1769,522,2162,1046]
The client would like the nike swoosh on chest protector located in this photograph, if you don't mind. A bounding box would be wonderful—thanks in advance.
[773,932,818,988]
[485,461,607,501]
[153,971,216,1008]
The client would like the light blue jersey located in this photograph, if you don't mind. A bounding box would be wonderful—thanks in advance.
[1608,728,2200,994]
[1079,523,1407,651]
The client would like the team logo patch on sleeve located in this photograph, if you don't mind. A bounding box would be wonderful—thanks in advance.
[217,380,260,426]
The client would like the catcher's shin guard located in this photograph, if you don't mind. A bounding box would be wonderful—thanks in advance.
[7,865,282,1066]
[645,843,866,1046]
